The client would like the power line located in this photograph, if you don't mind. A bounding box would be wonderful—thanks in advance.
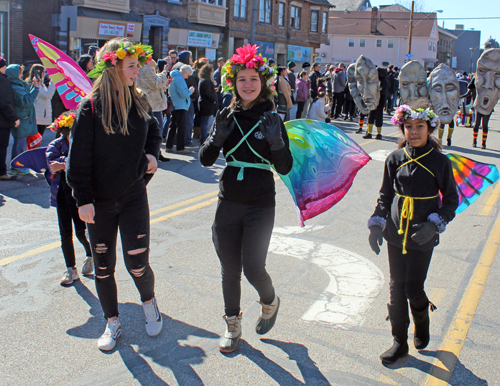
[331,16,500,21]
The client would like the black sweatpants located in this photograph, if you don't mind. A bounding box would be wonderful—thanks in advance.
[56,180,92,268]
[87,179,155,320]
[166,109,186,151]
[332,92,345,118]
[212,199,276,317]
[368,95,385,127]
[387,243,433,308]
[296,101,306,119]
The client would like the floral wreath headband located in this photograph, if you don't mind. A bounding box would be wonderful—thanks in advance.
[87,43,153,79]
[221,44,277,95]
[391,105,440,128]
[48,112,76,132]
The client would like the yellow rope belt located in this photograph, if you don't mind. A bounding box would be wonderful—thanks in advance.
[396,193,438,254]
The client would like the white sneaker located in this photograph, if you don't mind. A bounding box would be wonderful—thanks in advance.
[60,267,79,286]
[143,297,163,337]
[98,319,121,351]
[81,256,94,276]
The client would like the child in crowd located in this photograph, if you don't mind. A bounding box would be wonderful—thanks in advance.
[367,103,458,364]
[45,112,93,286]
[308,92,332,123]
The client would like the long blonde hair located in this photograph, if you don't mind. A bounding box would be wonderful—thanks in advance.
[90,38,150,135]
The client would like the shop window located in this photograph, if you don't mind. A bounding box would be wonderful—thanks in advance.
[311,11,318,32]
[322,12,327,33]
[259,0,272,24]
[360,38,365,47]
[278,3,284,26]
[348,38,354,47]
[234,0,247,18]
[290,5,301,29]
[388,39,394,48]
[0,11,7,62]
[376,39,382,48]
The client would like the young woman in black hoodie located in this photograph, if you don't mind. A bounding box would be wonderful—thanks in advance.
[199,44,293,353]
[367,102,458,364]
[67,38,162,351]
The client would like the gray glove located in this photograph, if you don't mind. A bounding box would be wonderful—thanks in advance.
[411,222,437,245]
[368,226,384,255]
[210,107,236,147]
[258,111,285,151]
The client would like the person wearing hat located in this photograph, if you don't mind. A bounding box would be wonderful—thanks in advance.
[302,62,311,73]
[287,61,297,105]
[0,57,20,180]
[301,62,312,118]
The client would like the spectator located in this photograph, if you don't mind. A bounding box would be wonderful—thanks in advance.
[78,55,93,73]
[386,64,397,114]
[192,58,208,140]
[6,64,40,175]
[276,67,293,121]
[173,51,197,146]
[287,61,297,103]
[295,71,309,119]
[29,64,56,136]
[317,77,327,94]
[167,64,195,154]
[309,62,321,99]
[0,57,20,180]
[169,50,179,65]
[308,92,332,123]
[136,59,171,162]
[198,64,218,145]
[332,62,347,120]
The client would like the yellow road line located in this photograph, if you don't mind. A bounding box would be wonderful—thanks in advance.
[150,190,218,216]
[0,241,61,267]
[423,210,500,385]
[151,197,218,224]
[478,181,500,217]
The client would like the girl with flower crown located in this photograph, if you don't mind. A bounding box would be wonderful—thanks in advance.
[199,44,293,353]
[46,112,93,286]
[367,101,459,364]
[67,38,162,351]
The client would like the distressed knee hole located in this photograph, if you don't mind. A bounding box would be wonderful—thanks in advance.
[96,275,110,279]
[130,267,146,277]
[95,244,108,254]
[128,247,147,256]
[137,234,146,239]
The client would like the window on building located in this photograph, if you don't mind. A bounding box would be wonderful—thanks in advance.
[376,39,382,48]
[326,37,331,46]
[428,41,432,50]
[388,39,394,48]
[201,0,224,5]
[259,0,272,23]
[0,11,7,63]
[290,5,301,29]
[360,38,365,47]
[311,11,318,32]
[234,0,247,18]
[348,38,354,47]
[322,12,327,33]
[433,42,436,52]
[278,3,285,26]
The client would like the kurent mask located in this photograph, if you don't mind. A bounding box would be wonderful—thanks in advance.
[429,64,460,124]
[399,61,428,104]
[347,63,364,113]
[475,48,500,115]
[351,55,380,114]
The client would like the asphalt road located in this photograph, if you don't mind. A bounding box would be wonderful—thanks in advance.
[0,107,499,386]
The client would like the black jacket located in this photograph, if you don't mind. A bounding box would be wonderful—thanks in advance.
[0,73,19,129]
[186,74,198,103]
[309,70,321,99]
[199,100,293,207]
[198,77,217,116]
[371,142,459,251]
[67,97,161,207]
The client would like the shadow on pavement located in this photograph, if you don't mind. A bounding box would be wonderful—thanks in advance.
[383,349,487,385]
[67,281,219,386]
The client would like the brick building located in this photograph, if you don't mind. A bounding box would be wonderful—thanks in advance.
[1,0,23,64]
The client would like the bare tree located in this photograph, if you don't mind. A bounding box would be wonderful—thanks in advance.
[396,0,430,12]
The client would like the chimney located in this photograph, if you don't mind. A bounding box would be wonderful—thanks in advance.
[370,7,378,34]
[455,24,464,30]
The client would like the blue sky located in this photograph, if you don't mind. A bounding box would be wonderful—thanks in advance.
[370,0,498,46]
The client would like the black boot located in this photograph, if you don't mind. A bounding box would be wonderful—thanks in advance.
[380,303,409,364]
[410,298,435,350]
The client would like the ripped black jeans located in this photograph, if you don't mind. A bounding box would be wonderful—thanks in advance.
[87,180,155,319]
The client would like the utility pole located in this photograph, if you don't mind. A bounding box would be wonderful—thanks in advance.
[249,0,258,45]
[408,1,414,55]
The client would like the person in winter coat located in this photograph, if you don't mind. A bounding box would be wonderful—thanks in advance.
[332,63,347,119]
[198,64,218,145]
[295,71,309,119]
[286,61,297,103]
[6,64,40,174]
[308,92,332,122]
[67,38,162,352]
[136,59,170,162]
[199,44,293,354]
[277,67,293,121]
[0,57,20,180]
[309,63,322,99]
[29,64,56,136]
[167,65,195,154]
[368,103,458,365]
[45,112,93,286]
[173,51,197,146]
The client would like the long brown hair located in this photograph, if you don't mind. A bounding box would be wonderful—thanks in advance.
[229,70,273,110]
[90,38,150,135]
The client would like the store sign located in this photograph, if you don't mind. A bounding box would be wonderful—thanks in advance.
[98,22,126,37]
[187,31,212,47]
[205,48,216,61]
[255,40,274,60]
[288,44,311,62]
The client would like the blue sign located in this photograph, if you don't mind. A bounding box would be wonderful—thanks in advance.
[405,54,414,59]
[288,44,311,62]
[255,40,275,60]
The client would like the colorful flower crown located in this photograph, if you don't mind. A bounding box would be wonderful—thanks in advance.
[48,113,76,132]
[391,105,440,128]
[87,43,153,79]
[221,44,276,95]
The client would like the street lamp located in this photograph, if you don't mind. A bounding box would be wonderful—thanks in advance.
[408,1,443,56]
